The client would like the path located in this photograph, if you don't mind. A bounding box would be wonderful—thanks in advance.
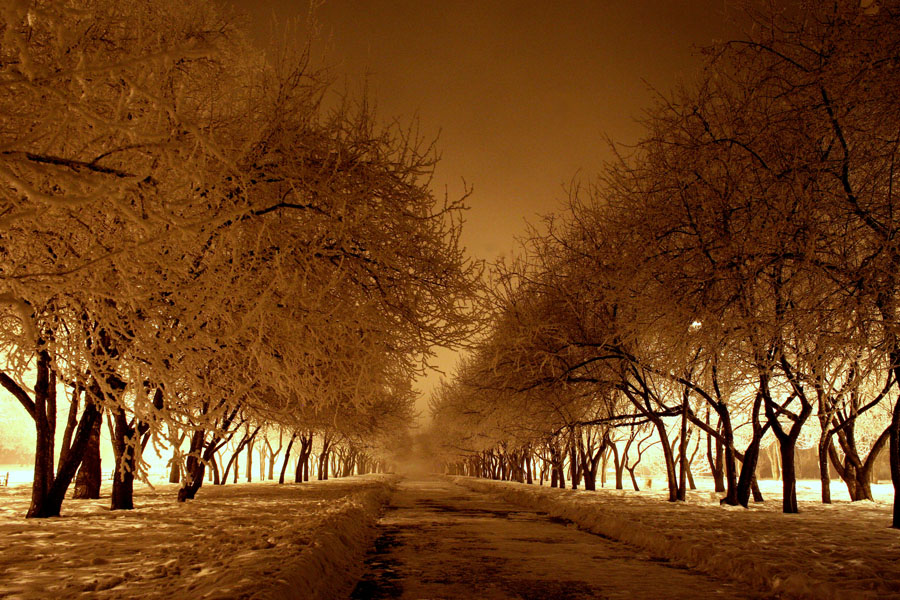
[351,478,773,600]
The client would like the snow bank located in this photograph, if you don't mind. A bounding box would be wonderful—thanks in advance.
[453,477,900,600]
[244,479,393,600]
[0,475,397,599]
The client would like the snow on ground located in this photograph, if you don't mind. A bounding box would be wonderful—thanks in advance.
[0,475,396,600]
[453,476,900,600]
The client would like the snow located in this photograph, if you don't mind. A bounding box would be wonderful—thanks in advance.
[453,476,900,600]
[0,474,396,599]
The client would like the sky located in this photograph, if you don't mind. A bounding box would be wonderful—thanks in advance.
[223,0,746,416]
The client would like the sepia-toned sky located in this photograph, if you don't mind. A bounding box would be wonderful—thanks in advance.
[223,0,745,416]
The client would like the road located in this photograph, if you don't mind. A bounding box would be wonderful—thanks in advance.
[351,478,773,600]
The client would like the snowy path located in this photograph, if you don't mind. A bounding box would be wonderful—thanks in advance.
[351,479,771,599]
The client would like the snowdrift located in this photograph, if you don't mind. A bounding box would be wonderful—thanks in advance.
[245,478,394,600]
[453,476,900,600]
[0,475,397,599]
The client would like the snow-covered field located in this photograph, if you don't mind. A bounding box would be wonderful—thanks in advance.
[453,476,900,600]
[0,467,34,487]
[0,475,396,599]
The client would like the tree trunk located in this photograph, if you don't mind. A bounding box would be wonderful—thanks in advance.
[780,440,799,513]
[677,393,689,501]
[27,351,56,518]
[319,449,331,480]
[57,386,80,474]
[246,442,253,482]
[735,391,770,508]
[37,400,101,518]
[706,411,726,493]
[763,368,811,514]
[294,448,307,483]
[713,406,740,505]
[818,436,832,504]
[713,435,725,492]
[279,434,297,484]
[268,453,277,480]
[168,431,186,485]
[177,429,207,502]
[568,443,580,490]
[610,442,624,490]
[600,446,608,488]
[830,426,878,502]
[627,467,640,491]
[110,407,136,511]
[20,358,103,518]
[858,426,890,501]
[736,439,762,508]
[554,447,565,487]
[525,452,533,484]
[73,410,102,499]
[110,388,161,511]
[652,416,679,502]
[751,475,764,503]
[178,459,205,501]
[110,464,135,510]
[889,364,900,528]
[581,440,600,492]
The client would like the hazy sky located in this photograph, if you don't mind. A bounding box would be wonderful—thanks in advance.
[223,0,744,414]
[227,0,743,256]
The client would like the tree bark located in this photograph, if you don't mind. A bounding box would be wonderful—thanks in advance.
[706,410,726,493]
[246,434,255,482]
[21,358,103,518]
[818,436,832,504]
[57,386,80,474]
[890,363,900,528]
[110,407,136,510]
[780,440,799,513]
[168,435,185,484]
[677,391,689,501]
[610,441,624,490]
[73,407,102,500]
[38,400,101,517]
[279,433,297,484]
[295,442,310,483]
[28,350,56,518]
[736,438,763,508]
[110,388,161,511]
[178,423,223,502]
[568,441,581,490]
[654,417,679,502]
[735,391,770,508]
[525,450,534,484]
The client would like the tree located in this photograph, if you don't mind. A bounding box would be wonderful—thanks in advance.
[1,0,482,518]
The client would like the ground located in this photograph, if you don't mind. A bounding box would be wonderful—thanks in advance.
[1,474,898,599]
[453,476,900,600]
[0,475,392,599]
[352,478,768,600]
